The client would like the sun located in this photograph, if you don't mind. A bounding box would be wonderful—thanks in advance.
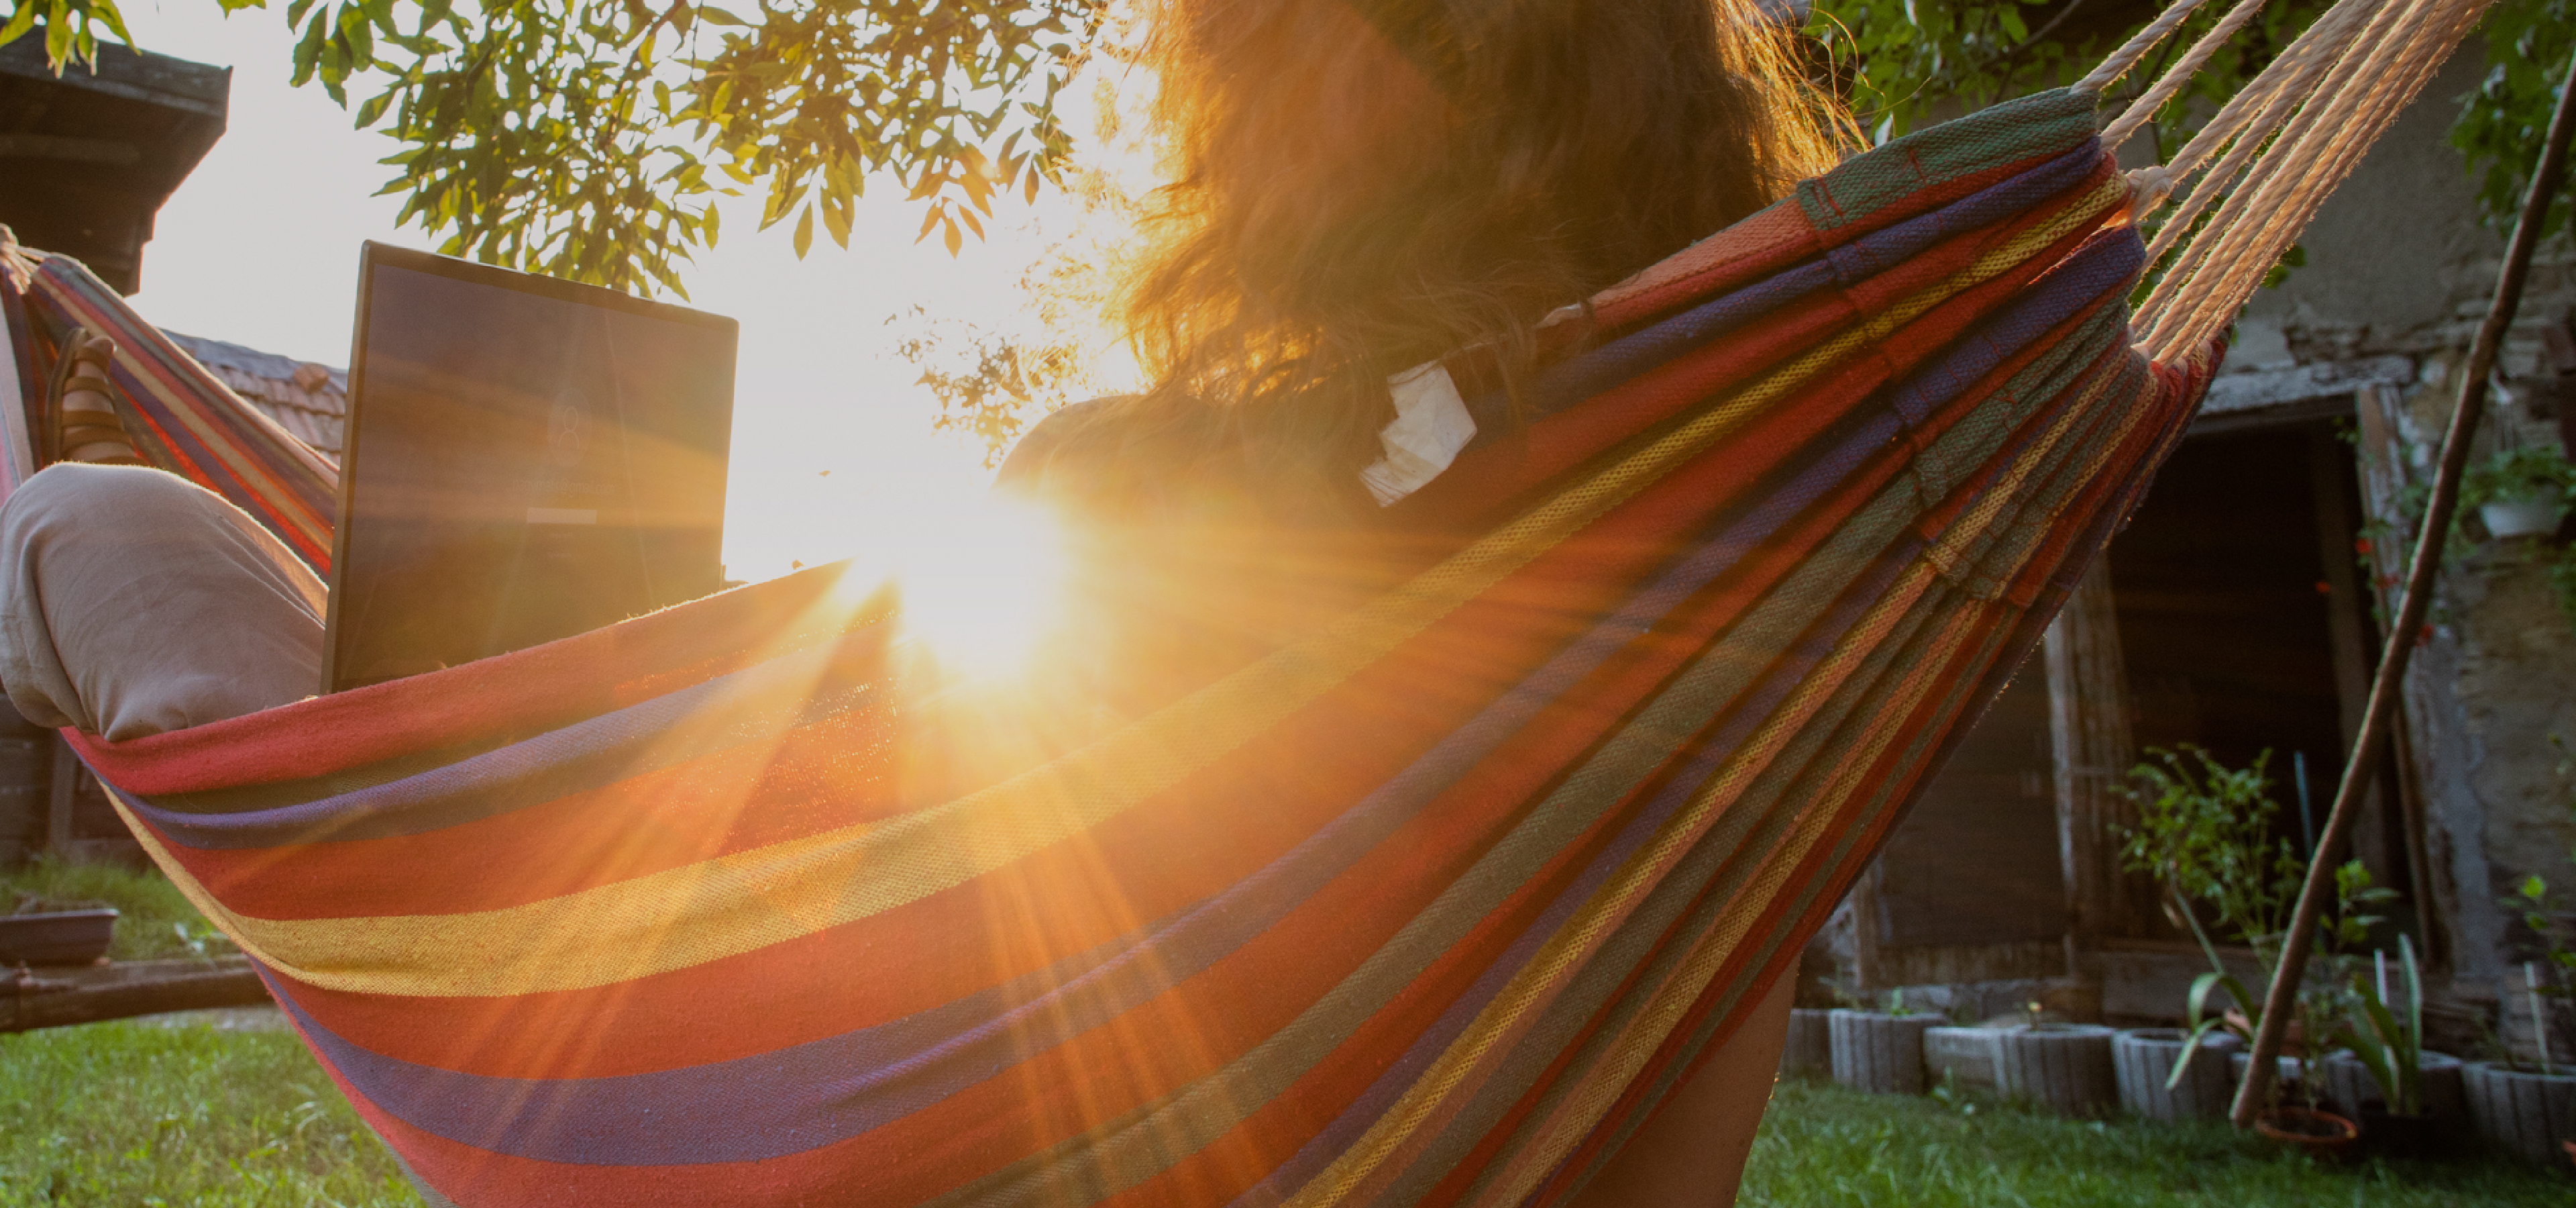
[827,487,1071,675]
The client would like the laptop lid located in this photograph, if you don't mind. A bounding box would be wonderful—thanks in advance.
[321,242,739,694]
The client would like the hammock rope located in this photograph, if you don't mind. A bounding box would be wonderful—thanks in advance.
[2096,0,2498,359]
[0,1,2506,1201]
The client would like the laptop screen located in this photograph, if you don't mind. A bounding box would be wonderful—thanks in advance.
[322,244,738,693]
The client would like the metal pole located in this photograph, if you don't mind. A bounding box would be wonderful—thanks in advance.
[2229,43,2576,1127]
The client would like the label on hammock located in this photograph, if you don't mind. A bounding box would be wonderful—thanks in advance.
[1361,360,1476,506]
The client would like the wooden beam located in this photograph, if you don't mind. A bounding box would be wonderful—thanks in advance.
[0,134,139,166]
[2045,558,2139,948]
[3,958,268,1032]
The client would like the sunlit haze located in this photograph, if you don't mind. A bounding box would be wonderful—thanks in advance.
[111,0,1134,587]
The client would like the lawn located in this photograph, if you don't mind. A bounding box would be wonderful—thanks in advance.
[0,1019,416,1206]
[1743,1077,2570,1206]
[5,1010,2570,1206]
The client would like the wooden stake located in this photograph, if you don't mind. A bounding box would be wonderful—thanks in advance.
[2229,44,2576,1127]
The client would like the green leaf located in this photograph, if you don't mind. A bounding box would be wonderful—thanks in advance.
[290,10,327,87]
[0,3,40,49]
[792,203,812,258]
[695,5,747,25]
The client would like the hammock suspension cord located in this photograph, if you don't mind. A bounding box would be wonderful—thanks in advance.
[2076,0,2497,360]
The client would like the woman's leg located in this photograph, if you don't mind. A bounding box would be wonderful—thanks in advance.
[0,464,323,739]
[1569,972,1794,1208]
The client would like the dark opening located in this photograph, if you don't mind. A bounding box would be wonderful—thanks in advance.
[2104,417,2407,911]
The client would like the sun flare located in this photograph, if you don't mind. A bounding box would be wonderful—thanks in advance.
[827,487,1071,674]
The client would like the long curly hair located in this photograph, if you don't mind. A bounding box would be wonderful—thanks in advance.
[1108,0,1854,508]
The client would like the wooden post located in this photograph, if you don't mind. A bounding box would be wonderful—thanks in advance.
[2045,558,2139,948]
[43,734,74,854]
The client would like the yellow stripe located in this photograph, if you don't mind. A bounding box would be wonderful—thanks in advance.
[142,182,2126,1002]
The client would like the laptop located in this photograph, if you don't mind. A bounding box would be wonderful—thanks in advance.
[321,243,739,694]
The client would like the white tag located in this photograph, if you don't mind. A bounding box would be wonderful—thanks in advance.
[1360,360,1477,506]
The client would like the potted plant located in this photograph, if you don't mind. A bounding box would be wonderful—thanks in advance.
[2116,746,2375,1152]
[2332,935,2467,1158]
[1992,1021,2120,1118]
[2466,740,2576,1166]
[2462,444,2575,540]
[1829,989,1935,1095]
[2114,1025,2240,1120]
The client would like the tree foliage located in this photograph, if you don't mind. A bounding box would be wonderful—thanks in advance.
[1,0,2564,297]
[2453,0,2576,242]
[5,0,1104,296]
[1807,0,2339,157]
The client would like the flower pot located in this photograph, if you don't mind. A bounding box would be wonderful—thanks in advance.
[0,908,118,965]
[1829,1009,1934,1095]
[2357,1105,2457,1162]
[1779,1008,1832,1078]
[1923,1025,2002,1093]
[2114,1028,2240,1121]
[2463,1061,2576,1167]
[2316,1050,2466,1121]
[2255,1106,2358,1157]
[2229,1050,2308,1103]
[2480,499,2565,539]
[1992,1023,2118,1117]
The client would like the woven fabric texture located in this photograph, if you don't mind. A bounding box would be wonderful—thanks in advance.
[0,88,2216,1208]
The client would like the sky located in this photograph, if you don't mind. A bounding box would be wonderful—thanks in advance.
[113,1,1116,583]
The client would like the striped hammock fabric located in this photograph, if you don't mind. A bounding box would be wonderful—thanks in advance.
[1,88,2216,1207]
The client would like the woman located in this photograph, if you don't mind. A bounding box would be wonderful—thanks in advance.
[1,0,1848,1201]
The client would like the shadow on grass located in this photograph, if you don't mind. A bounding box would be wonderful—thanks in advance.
[1746,1077,2570,1207]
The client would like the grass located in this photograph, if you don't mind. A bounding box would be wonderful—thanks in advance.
[5,1019,2571,1207]
[1743,1077,2573,1206]
[1,855,231,962]
[0,1020,418,1207]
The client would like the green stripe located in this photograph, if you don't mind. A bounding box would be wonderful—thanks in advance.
[1801,89,2101,234]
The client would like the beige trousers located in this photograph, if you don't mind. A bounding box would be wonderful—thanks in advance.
[0,464,323,739]
[0,464,464,1205]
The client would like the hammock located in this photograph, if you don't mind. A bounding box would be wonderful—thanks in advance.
[0,0,2485,1199]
